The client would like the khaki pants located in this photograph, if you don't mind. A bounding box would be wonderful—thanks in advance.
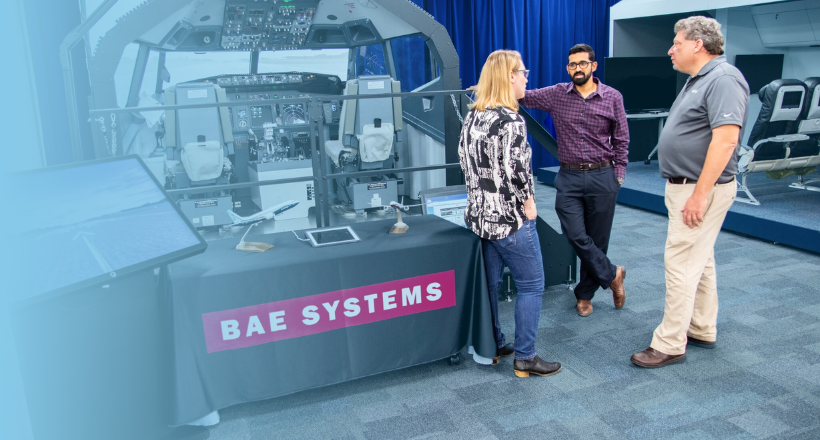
[650,180,736,355]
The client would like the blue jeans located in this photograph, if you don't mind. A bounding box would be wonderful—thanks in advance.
[482,219,545,360]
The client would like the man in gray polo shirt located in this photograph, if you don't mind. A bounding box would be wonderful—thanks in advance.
[631,16,749,368]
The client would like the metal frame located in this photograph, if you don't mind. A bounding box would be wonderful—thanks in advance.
[735,134,812,206]
[789,173,820,192]
[126,44,151,108]
[154,51,167,95]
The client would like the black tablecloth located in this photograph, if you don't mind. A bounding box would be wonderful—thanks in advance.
[166,215,495,425]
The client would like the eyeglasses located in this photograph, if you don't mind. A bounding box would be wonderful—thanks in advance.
[515,69,530,79]
[567,61,592,69]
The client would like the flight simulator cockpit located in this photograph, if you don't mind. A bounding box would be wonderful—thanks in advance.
[66,0,466,230]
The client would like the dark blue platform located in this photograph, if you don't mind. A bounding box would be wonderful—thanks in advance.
[538,162,820,254]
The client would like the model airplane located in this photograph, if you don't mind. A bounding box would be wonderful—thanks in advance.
[385,199,420,234]
[226,200,299,227]
[381,197,420,213]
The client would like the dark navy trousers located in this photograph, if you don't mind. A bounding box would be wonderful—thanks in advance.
[554,166,619,301]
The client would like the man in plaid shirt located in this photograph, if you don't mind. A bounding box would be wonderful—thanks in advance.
[519,44,629,317]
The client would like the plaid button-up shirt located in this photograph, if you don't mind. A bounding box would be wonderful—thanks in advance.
[519,78,630,179]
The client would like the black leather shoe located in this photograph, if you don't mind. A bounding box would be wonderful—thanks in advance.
[496,343,514,358]
[630,347,685,368]
[687,336,716,349]
[492,344,514,365]
[513,355,561,377]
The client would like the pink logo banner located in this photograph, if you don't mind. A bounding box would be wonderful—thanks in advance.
[202,270,456,353]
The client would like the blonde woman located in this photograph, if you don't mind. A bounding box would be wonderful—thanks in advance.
[458,50,561,377]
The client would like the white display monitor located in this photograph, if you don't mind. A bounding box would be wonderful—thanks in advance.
[420,185,468,228]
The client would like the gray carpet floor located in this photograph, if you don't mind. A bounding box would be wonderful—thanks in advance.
[206,182,820,440]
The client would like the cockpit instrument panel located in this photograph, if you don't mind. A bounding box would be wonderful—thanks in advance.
[181,72,344,139]
[216,73,301,87]
[212,72,342,95]
[221,0,319,51]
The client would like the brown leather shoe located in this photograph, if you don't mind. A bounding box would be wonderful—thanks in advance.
[610,266,626,309]
[576,300,593,317]
[630,347,685,368]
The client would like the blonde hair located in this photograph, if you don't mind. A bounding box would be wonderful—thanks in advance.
[470,50,523,112]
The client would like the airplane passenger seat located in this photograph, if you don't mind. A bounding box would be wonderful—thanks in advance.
[736,79,809,205]
[786,76,820,192]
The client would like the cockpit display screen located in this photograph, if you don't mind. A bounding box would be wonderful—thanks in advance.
[279,103,307,125]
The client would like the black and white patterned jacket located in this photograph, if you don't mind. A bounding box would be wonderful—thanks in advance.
[458,106,533,240]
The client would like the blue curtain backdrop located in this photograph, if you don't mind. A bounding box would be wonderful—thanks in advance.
[409,0,621,169]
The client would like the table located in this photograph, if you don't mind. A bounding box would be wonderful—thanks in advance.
[626,112,669,163]
[165,215,496,426]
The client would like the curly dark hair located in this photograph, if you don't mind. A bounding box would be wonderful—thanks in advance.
[568,44,595,62]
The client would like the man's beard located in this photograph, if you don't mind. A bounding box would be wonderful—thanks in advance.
[572,71,592,86]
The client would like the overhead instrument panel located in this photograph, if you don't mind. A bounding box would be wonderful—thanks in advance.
[221,0,319,51]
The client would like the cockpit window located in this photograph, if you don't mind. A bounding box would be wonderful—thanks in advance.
[354,45,387,77]
[258,49,348,80]
[391,35,432,92]
[113,43,164,108]
[164,51,251,86]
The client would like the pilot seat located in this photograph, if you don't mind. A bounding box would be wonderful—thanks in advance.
[324,75,403,214]
[164,82,236,226]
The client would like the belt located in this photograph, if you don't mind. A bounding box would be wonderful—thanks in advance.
[668,176,735,185]
[560,160,612,171]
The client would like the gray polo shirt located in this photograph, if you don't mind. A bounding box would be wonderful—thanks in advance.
[658,55,749,183]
